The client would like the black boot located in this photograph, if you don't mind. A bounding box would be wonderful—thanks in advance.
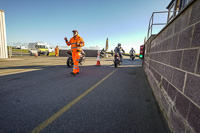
[70,72,76,75]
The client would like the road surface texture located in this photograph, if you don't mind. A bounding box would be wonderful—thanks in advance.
[0,56,170,133]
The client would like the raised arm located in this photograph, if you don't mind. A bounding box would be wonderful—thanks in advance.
[64,37,71,46]
[122,48,125,54]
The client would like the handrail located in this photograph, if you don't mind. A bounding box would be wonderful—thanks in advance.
[147,11,178,40]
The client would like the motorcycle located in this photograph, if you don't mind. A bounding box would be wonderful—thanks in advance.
[66,50,85,67]
[114,52,122,67]
[100,51,108,58]
[130,53,135,61]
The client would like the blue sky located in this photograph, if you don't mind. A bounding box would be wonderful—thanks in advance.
[0,0,170,53]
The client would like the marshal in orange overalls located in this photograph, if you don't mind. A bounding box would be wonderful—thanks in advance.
[55,46,59,57]
[65,32,85,75]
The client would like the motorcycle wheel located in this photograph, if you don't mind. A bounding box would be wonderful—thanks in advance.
[67,57,73,67]
[114,59,118,67]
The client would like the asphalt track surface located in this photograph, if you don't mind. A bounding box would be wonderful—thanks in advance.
[0,57,170,133]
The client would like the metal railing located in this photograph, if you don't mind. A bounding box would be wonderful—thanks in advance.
[147,11,178,39]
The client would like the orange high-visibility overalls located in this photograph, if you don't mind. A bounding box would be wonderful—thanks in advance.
[55,47,59,57]
[66,35,85,74]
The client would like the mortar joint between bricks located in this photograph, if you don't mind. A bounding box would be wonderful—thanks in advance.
[149,47,199,54]
[186,102,191,121]
[182,73,188,94]
[194,48,200,74]
[190,25,195,48]
[180,50,184,71]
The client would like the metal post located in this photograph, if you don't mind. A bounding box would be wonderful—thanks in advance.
[9,46,12,58]
[147,19,151,38]
[147,13,153,39]
[167,9,170,23]
[151,13,154,36]
[173,0,178,17]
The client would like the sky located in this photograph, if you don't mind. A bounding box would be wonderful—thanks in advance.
[0,0,170,53]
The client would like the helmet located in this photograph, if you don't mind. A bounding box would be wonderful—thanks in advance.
[72,30,78,36]
[72,30,78,34]
[118,43,121,47]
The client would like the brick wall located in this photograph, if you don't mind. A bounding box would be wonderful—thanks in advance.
[143,0,200,132]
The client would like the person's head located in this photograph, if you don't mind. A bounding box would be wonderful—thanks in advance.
[118,43,121,47]
[57,45,58,47]
[131,47,133,50]
[72,30,78,37]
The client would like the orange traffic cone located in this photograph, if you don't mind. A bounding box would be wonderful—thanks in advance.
[35,52,38,57]
[96,52,101,66]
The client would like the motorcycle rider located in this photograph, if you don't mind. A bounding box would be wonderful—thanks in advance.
[100,48,106,58]
[129,47,135,58]
[111,50,113,56]
[55,45,59,57]
[64,30,85,75]
[114,43,125,60]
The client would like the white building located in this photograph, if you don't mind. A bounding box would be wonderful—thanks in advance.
[0,9,8,58]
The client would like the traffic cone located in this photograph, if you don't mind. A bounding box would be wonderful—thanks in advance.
[96,52,101,66]
[35,52,38,57]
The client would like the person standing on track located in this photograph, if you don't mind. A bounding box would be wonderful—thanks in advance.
[55,45,59,57]
[64,30,85,75]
